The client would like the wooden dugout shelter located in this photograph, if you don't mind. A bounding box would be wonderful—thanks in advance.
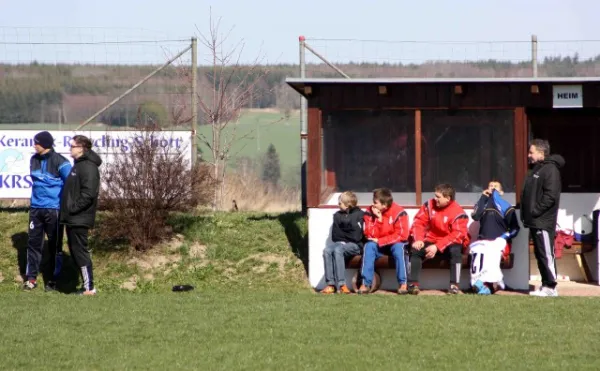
[286,76,600,290]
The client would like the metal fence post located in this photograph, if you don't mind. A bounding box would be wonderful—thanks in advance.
[532,34,538,77]
[191,37,198,166]
[299,35,307,215]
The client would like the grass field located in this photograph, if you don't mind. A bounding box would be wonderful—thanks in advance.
[197,110,300,171]
[3,210,600,369]
[2,292,600,370]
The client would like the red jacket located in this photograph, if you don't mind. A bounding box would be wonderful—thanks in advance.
[363,202,409,246]
[410,199,470,252]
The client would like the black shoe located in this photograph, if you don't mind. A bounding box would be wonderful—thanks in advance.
[44,281,57,292]
[408,284,420,295]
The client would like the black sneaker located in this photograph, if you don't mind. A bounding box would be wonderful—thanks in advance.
[22,280,37,291]
[44,281,57,292]
[407,284,420,295]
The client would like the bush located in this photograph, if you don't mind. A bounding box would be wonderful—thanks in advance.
[98,129,213,251]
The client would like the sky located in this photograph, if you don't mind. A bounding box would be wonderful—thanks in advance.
[0,0,599,65]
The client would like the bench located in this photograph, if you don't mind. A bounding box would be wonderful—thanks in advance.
[529,241,596,282]
[528,241,596,255]
[345,253,515,293]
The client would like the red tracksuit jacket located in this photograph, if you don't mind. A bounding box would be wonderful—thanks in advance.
[410,199,470,252]
[363,202,409,246]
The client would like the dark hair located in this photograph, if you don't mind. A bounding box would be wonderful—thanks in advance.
[530,139,550,157]
[72,135,93,151]
[434,183,456,201]
[373,188,393,207]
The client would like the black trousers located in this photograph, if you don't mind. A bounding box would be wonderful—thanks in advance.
[409,242,463,285]
[530,228,557,289]
[26,208,63,282]
[66,226,94,291]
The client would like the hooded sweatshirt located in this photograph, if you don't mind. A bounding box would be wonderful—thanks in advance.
[520,154,565,231]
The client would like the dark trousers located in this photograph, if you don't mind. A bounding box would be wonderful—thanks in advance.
[530,228,557,289]
[26,208,63,282]
[66,226,94,291]
[409,242,463,285]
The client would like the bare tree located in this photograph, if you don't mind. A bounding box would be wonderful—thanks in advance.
[193,12,277,209]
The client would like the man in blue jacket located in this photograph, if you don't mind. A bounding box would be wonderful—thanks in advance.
[24,131,72,291]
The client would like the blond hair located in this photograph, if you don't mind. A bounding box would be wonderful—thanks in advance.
[338,191,358,208]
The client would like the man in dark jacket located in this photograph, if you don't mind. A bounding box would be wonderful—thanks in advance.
[24,131,72,291]
[521,139,565,297]
[60,135,102,296]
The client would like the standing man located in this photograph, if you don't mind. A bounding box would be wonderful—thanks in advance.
[24,131,72,291]
[60,135,102,296]
[521,139,565,297]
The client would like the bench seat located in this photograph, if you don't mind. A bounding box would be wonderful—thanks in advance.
[345,253,514,293]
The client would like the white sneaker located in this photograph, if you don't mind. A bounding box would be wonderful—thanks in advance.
[529,287,558,297]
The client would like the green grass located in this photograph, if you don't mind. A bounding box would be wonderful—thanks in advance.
[197,111,300,170]
[3,210,600,369]
[0,210,308,293]
[1,292,600,370]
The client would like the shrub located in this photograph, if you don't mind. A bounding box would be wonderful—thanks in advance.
[98,129,212,251]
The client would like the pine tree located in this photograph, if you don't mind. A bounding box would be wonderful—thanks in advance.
[262,143,281,186]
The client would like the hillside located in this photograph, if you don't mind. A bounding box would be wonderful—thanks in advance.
[0,55,597,125]
[0,210,309,293]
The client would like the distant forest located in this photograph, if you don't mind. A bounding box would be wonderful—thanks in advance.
[0,54,598,125]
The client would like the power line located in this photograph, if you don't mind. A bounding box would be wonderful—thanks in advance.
[305,38,600,44]
[0,39,189,45]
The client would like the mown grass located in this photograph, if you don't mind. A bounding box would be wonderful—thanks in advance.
[2,209,600,369]
[1,292,600,370]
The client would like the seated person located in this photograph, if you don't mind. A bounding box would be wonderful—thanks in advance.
[321,191,364,294]
[358,188,409,295]
[408,183,470,295]
[469,180,520,295]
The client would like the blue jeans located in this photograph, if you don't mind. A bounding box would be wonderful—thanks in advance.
[361,241,407,287]
[323,242,361,287]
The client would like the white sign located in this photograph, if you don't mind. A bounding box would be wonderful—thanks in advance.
[553,85,583,108]
[0,130,192,199]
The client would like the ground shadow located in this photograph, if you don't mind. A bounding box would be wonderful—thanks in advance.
[0,207,30,213]
[11,232,28,280]
[55,253,81,294]
[11,232,80,293]
[248,212,309,274]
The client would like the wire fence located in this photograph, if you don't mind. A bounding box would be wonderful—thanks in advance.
[0,27,194,131]
[301,37,600,78]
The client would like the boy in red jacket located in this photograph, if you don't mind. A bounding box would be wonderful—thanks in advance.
[408,183,470,295]
[358,188,409,295]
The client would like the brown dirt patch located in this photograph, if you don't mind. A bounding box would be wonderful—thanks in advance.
[127,254,178,271]
[121,276,138,291]
[189,243,207,259]
[165,234,186,252]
